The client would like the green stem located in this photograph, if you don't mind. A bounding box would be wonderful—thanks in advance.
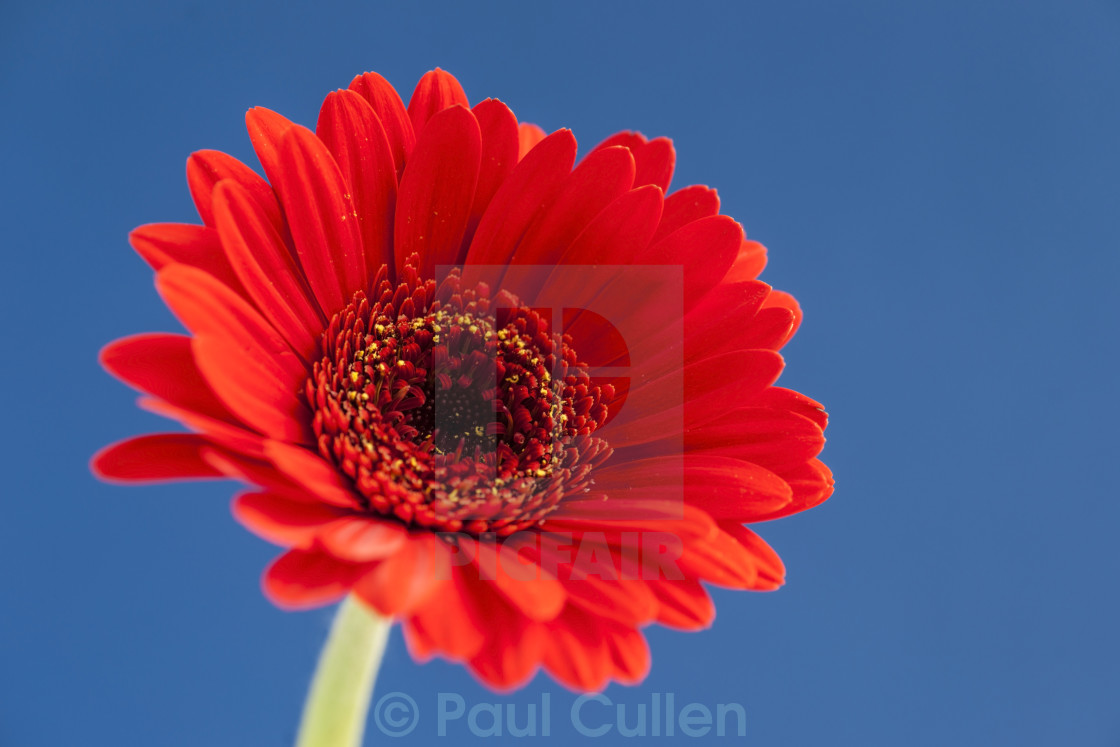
[296,595,391,747]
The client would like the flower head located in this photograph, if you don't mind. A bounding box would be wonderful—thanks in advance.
[94,69,833,691]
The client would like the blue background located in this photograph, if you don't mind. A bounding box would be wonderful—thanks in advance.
[2,1,1119,744]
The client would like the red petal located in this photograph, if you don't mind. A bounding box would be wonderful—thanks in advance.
[275,126,367,315]
[603,624,650,685]
[509,145,635,265]
[192,336,313,444]
[156,265,311,441]
[750,458,834,522]
[542,607,610,691]
[466,99,519,245]
[685,457,793,520]
[263,441,361,508]
[634,137,675,192]
[464,128,576,266]
[316,90,397,276]
[232,490,343,547]
[719,523,786,590]
[593,131,675,191]
[737,307,797,351]
[201,446,312,496]
[394,105,481,276]
[316,516,409,562]
[602,349,783,447]
[640,214,742,309]
[353,533,448,616]
[100,333,236,421]
[676,525,760,589]
[348,71,416,177]
[687,407,825,472]
[407,68,469,138]
[140,398,265,456]
[129,223,245,297]
[186,149,282,232]
[749,387,828,429]
[244,107,296,189]
[92,433,224,483]
[683,350,784,426]
[155,263,303,367]
[545,502,718,544]
[649,579,715,630]
[262,549,360,609]
[517,123,547,160]
[557,185,664,265]
[757,291,801,351]
[460,536,565,622]
[653,185,721,244]
[593,454,793,521]
[467,603,545,690]
[549,493,683,522]
[402,574,485,661]
[593,131,646,151]
[213,180,325,359]
[682,280,771,361]
[724,239,768,282]
[560,575,658,626]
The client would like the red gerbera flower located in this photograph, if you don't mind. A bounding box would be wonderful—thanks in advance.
[93,69,833,692]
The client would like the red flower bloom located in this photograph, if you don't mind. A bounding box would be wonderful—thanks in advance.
[94,69,833,691]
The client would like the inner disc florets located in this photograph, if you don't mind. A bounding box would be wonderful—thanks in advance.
[307,264,612,536]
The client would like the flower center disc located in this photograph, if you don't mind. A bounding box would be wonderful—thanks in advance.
[307,266,611,536]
